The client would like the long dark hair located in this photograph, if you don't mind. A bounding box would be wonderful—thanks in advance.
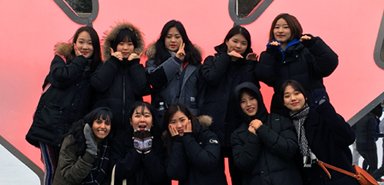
[72,26,102,72]
[153,20,201,66]
[68,107,113,155]
[215,25,253,58]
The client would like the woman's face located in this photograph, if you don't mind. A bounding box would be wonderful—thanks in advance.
[130,106,153,131]
[116,38,135,59]
[165,27,183,52]
[240,91,258,116]
[283,85,306,112]
[169,110,190,136]
[74,31,94,58]
[226,33,248,55]
[92,118,111,140]
[273,18,292,44]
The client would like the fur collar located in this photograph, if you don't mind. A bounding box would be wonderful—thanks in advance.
[102,22,144,61]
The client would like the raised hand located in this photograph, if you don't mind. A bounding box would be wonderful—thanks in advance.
[168,124,179,137]
[83,124,97,156]
[246,52,258,61]
[110,48,123,61]
[128,52,141,61]
[176,42,185,60]
[74,44,82,57]
[184,120,192,134]
[269,41,280,47]
[248,119,263,135]
[300,34,312,42]
[228,50,243,59]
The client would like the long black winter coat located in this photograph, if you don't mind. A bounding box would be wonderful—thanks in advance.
[199,50,259,148]
[27,52,94,147]
[165,118,227,185]
[91,23,149,131]
[298,101,358,185]
[256,37,338,112]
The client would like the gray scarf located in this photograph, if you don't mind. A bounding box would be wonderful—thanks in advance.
[290,104,316,167]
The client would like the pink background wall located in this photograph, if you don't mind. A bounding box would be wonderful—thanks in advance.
[0,1,383,181]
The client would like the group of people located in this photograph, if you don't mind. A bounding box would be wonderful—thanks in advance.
[25,13,359,185]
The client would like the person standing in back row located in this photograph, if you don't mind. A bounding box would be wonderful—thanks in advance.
[199,25,260,185]
[26,26,102,185]
[91,22,150,133]
[145,20,202,128]
[256,13,339,114]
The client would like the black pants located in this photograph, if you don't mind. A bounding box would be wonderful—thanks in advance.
[358,148,378,174]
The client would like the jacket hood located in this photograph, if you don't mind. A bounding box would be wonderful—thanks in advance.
[102,22,145,61]
[234,82,268,123]
[197,115,212,128]
[145,42,157,59]
[54,42,73,58]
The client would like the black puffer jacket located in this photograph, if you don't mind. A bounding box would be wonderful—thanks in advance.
[299,101,358,185]
[26,43,95,147]
[110,125,169,185]
[165,116,227,185]
[231,82,302,185]
[256,37,338,112]
[91,23,150,131]
[199,47,259,148]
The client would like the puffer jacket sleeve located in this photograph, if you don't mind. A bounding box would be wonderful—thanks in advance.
[111,131,141,184]
[142,138,168,183]
[127,58,150,96]
[231,126,262,171]
[90,57,120,92]
[50,55,88,88]
[316,101,355,147]
[166,139,189,181]
[256,51,278,87]
[182,129,221,173]
[304,37,338,77]
[56,135,96,184]
[256,116,299,159]
[146,57,181,89]
[200,53,231,86]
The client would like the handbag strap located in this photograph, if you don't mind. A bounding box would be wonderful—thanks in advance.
[317,160,357,179]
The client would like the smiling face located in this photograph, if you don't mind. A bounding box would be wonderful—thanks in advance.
[74,31,94,58]
[91,117,111,140]
[226,33,248,55]
[283,84,306,112]
[130,106,153,131]
[116,38,135,59]
[240,91,258,116]
[273,18,292,45]
[165,27,183,52]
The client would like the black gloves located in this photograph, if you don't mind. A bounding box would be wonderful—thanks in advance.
[84,124,97,156]
[132,130,153,154]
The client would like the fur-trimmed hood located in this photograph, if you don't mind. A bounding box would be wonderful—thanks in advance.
[54,42,73,59]
[102,22,145,61]
[197,115,213,128]
[145,42,157,59]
